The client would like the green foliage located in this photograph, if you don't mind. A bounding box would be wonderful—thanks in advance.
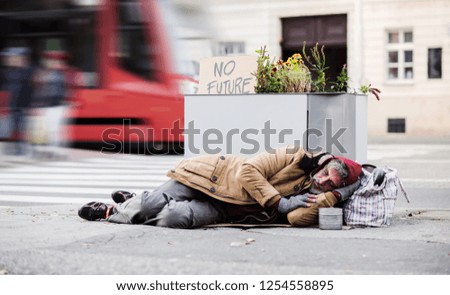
[359,84,370,94]
[359,84,381,100]
[253,47,311,93]
[331,64,349,92]
[253,46,285,93]
[253,43,381,100]
[302,42,329,92]
[281,53,312,92]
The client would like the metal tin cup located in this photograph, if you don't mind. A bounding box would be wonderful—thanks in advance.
[319,208,343,230]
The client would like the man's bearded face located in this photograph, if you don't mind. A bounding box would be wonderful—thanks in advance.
[310,165,344,194]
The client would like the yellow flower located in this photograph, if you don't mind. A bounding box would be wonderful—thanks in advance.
[292,53,302,60]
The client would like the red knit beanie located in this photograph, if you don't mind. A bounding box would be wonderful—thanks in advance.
[335,156,362,185]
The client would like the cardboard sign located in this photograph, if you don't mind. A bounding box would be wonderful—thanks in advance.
[198,55,257,94]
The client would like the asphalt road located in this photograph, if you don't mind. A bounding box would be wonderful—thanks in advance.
[0,142,449,276]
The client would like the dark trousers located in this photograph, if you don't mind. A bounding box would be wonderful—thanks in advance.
[111,180,228,228]
[5,109,27,155]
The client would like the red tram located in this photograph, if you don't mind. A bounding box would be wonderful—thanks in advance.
[0,0,202,153]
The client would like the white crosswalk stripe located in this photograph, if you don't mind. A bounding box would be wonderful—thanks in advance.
[1,143,449,207]
[0,152,182,207]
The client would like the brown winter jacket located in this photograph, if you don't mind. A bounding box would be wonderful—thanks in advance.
[167,146,337,226]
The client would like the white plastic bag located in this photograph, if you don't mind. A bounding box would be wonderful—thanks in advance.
[344,166,409,227]
[28,113,48,145]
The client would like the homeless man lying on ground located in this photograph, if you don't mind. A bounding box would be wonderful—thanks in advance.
[78,146,362,228]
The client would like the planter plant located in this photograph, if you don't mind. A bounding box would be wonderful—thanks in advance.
[250,43,380,163]
[184,43,377,162]
[254,46,311,93]
[253,43,380,99]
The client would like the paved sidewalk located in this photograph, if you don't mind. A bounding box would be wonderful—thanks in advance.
[0,204,449,275]
[1,141,449,275]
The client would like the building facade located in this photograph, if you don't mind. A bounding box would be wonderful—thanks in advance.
[206,0,450,139]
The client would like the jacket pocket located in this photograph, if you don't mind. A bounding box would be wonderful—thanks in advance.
[183,160,217,178]
[182,157,220,189]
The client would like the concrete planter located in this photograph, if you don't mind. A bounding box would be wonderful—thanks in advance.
[184,93,367,163]
[307,93,368,163]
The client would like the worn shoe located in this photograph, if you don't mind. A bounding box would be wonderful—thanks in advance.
[78,202,113,221]
[111,190,136,204]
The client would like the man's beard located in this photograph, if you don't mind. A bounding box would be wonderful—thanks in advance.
[309,177,323,194]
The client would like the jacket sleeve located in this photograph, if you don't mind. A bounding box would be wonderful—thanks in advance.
[237,146,304,208]
[287,191,337,226]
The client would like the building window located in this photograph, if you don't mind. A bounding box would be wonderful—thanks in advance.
[117,0,155,80]
[388,118,406,133]
[386,30,413,81]
[214,42,245,56]
[428,48,442,79]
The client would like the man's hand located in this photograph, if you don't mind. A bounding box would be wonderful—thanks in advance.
[278,194,317,214]
[333,180,361,201]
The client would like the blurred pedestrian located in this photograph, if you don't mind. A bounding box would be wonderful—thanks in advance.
[0,47,34,156]
[30,51,68,159]
[0,49,11,140]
